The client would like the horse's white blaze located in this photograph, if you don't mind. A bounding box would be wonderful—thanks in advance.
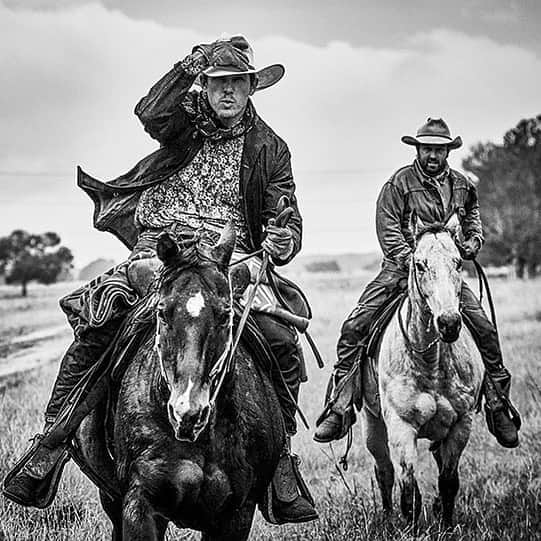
[186,291,205,317]
[173,378,195,418]
[155,315,168,381]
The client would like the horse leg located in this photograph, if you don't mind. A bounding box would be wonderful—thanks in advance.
[122,484,167,541]
[431,415,472,527]
[386,411,421,525]
[201,502,256,541]
[99,490,123,541]
[363,409,394,511]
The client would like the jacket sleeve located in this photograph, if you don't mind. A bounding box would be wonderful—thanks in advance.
[263,143,302,266]
[462,181,484,246]
[376,180,412,269]
[134,52,206,145]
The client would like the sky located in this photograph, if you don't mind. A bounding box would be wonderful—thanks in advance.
[1,0,540,268]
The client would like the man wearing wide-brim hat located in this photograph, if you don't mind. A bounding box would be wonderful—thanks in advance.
[4,35,317,524]
[314,117,521,449]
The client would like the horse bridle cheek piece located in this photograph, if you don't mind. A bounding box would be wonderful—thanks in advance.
[399,257,441,357]
[207,301,234,409]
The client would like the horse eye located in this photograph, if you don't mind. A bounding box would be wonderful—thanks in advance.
[415,261,426,273]
[216,310,231,327]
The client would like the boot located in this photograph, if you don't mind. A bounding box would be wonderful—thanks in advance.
[3,337,104,508]
[270,440,318,524]
[484,369,520,448]
[2,423,70,508]
[314,370,357,443]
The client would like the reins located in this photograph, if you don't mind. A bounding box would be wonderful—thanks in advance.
[397,297,440,357]
[398,259,440,357]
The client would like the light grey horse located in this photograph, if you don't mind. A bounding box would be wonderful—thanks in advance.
[363,220,484,527]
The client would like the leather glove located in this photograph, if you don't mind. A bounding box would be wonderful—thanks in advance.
[459,236,481,260]
[262,223,294,261]
[191,42,215,64]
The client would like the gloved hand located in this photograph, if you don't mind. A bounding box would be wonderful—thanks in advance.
[209,39,251,70]
[262,222,294,261]
[193,35,251,65]
[192,42,215,63]
[459,236,481,260]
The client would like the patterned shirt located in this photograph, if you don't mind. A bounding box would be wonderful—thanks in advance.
[135,136,250,250]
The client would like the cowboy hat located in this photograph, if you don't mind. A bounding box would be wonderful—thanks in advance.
[401,118,462,149]
[201,35,284,92]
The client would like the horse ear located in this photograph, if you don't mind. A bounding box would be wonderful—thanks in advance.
[156,232,179,265]
[230,263,250,301]
[410,210,426,246]
[410,210,419,244]
[211,221,237,268]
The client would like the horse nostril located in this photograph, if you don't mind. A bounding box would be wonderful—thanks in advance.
[437,313,461,341]
[168,402,176,422]
[199,404,210,424]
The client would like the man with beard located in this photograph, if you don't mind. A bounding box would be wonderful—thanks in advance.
[314,118,520,450]
[4,35,317,525]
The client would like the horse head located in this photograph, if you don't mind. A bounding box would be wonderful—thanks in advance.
[410,216,463,343]
[154,222,248,442]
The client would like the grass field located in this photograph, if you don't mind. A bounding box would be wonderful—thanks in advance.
[0,275,540,540]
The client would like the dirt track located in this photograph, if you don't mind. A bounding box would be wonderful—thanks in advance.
[0,326,71,380]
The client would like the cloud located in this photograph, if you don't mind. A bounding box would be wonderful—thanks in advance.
[1,3,540,265]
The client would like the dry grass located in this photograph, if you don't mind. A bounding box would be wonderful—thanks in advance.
[0,274,540,540]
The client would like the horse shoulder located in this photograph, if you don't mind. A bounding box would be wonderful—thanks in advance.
[378,316,437,427]
[443,329,484,412]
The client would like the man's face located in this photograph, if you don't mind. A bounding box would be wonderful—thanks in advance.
[417,144,449,175]
[205,74,253,127]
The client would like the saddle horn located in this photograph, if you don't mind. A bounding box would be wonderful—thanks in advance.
[211,221,237,270]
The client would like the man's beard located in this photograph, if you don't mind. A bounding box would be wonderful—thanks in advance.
[420,158,447,177]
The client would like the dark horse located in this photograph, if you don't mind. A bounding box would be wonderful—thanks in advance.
[73,223,285,540]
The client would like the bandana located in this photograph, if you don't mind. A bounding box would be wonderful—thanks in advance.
[182,91,255,142]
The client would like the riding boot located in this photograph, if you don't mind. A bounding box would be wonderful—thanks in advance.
[314,370,357,443]
[2,332,110,508]
[460,283,521,448]
[483,367,520,448]
[271,437,318,524]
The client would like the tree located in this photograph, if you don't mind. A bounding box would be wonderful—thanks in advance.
[0,230,74,296]
[462,115,541,278]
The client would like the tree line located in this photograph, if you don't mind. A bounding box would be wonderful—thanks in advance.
[462,114,541,278]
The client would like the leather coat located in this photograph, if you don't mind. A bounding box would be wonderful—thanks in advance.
[376,162,484,271]
[77,56,309,317]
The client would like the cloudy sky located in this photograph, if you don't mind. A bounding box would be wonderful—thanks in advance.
[1,0,540,267]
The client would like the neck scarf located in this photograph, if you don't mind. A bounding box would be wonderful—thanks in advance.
[183,91,255,142]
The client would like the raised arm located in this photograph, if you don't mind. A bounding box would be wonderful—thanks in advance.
[134,49,208,145]
[376,180,412,270]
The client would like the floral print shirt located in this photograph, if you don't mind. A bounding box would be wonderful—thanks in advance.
[135,135,250,250]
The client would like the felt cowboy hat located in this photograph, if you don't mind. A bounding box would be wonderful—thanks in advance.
[401,118,462,150]
[201,35,284,92]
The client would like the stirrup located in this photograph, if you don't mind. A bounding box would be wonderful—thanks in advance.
[2,436,70,508]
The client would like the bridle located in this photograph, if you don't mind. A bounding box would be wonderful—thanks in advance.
[398,239,440,357]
